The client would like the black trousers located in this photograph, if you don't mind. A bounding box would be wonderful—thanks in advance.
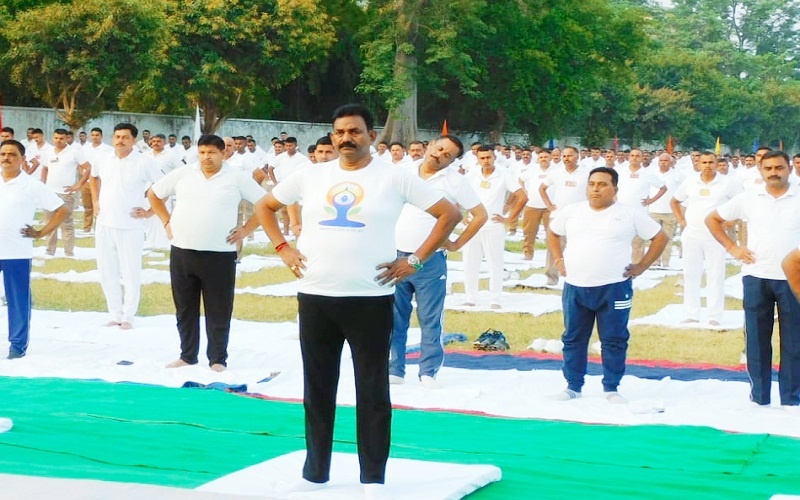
[170,246,237,366]
[297,292,393,484]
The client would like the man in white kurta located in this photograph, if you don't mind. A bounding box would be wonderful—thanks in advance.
[90,123,163,329]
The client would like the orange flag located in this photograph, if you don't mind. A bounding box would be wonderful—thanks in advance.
[780,140,784,151]
[441,120,449,136]
[666,135,673,154]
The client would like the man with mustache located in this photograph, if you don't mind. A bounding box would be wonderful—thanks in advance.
[0,139,68,359]
[90,123,163,330]
[255,104,460,498]
[707,151,800,407]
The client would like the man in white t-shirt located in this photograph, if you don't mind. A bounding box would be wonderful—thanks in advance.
[90,123,163,330]
[615,148,666,263]
[670,152,738,326]
[1,140,68,359]
[540,146,588,285]
[148,134,267,372]
[41,128,90,257]
[390,135,487,388]
[24,129,53,181]
[462,145,527,308]
[254,104,460,498]
[520,148,553,262]
[707,151,800,406]
[648,153,684,268]
[548,166,667,403]
[80,128,114,232]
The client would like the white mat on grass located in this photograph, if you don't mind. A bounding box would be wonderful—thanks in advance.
[31,268,172,285]
[445,292,562,315]
[630,303,743,330]
[505,274,662,291]
[197,451,501,500]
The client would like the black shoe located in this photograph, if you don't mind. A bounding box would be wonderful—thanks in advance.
[7,347,25,360]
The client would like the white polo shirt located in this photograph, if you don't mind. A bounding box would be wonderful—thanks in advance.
[737,166,764,192]
[395,161,481,252]
[616,164,665,212]
[649,168,685,215]
[91,149,163,230]
[147,148,184,175]
[672,173,738,240]
[151,163,267,252]
[521,164,552,209]
[273,152,311,182]
[466,166,521,230]
[541,165,590,216]
[83,143,114,166]
[0,171,64,259]
[549,201,661,287]
[716,184,800,280]
[272,158,443,297]
[43,146,88,195]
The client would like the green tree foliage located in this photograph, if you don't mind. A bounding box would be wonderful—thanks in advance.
[1,0,166,130]
[357,0,487,143]
[121,0,336,133]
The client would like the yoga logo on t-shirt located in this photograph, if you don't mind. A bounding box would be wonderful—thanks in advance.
[320,182,365,227]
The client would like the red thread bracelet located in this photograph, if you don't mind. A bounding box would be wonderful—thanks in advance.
[275,242,289,253]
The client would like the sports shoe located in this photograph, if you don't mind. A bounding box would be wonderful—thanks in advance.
[473,329,508,350]
[551,389,581,401]
[420,375,440,390]
[484,334,510,351]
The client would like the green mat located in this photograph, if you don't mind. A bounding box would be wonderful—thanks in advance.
[1,376,799,499]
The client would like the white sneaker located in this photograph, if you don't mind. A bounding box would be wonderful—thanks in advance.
[606,391,628,404]
[420,375,441,390]
[551,389,581,401]
[388,375,404,385]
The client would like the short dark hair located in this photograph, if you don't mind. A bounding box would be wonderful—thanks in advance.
[761,150,790,166]
[1,127,14,135]
[168,134,177,139]
[181,135,191,141]
[589,166,619,187]
[699,151,716,158]
[32,128,44,135]
[409,140,424,147]
[477,145,494,153]
[153,133,166,140]
[756,146,772,153]
[437,134,464,158]
[539,148,552,154]
[54,128,69,136]
[1,139,25,156]
[315,135,333,147]
[389,141,404,149]
[197,134,225,151]
[285,136,297,145]
[793,154,800,160]
[114,123,138,138]
[563,145,579,155]
[332,103,374,131]
[91,127,103,134]
[307,145,316,154]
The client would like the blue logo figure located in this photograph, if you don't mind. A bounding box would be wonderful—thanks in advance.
[320,182,365,227]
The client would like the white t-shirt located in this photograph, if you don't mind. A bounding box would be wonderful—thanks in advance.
[0,171,64,259]
[83,143,114,167]
[466,167,521,230]
[672,173,739,240]
[273,152,311,182]
[549,201,661,287]
[395,161,481,252]
[716,184,800,280]
[737,166,764,192]
[179,146,198,165]
[521,164,553,209]
[26,142,53,181]
[91,149,163,230]
[147,148,184,176]
[42,146,88,195]
[272,158,443,297]
[616,165,665,212]
[541,165,589,216]
[151,163,267,252]
[649,168,685,214]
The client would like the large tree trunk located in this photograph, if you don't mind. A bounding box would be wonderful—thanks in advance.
[377,0,418,146]
[379,50,418,145]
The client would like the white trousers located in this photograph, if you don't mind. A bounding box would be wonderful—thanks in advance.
[681,233,726,322]
[96,224,145,323]
[463,224,505,305]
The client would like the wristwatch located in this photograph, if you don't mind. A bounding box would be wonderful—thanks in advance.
[407,254,423,271]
